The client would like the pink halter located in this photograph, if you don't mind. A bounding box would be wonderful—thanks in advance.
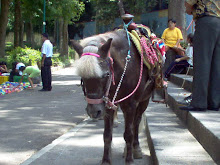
[81,53,100,58]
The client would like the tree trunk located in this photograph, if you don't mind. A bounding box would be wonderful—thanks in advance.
[19,21,24,47]
[54,20,59,50]
[26,21,35,47]
[0,0,10,58]
[168,0,186,39]
[14,0,21,47]
[53,21,57,53]
[61,20,69,57]
[159,0,163,9]
[59,18,64,54]
[26,22,32,47]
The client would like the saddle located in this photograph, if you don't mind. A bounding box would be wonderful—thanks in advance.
[128,24,164,89]
[121,15,167,104]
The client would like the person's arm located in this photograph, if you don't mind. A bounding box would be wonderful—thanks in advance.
[41,41,47,67]
[19,75,24,84]
[28,77,34,89]
[178,47,186,52]
[2,65,8,72]
[174,28,184,47]
[174,39,181,48]
[175,56,189,62]
[41,54,46,67]
[161,29,166,43]
[185,0,197,15]
[185,1,194,15]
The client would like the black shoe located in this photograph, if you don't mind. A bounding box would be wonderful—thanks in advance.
[179,105,206,111]
[177,96,192,106]
[38,89,49,92]
[184,95,192,101]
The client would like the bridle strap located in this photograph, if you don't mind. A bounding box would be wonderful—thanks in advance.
[86,97,104,104]
[80,51,116,108]
[82,52,100,58]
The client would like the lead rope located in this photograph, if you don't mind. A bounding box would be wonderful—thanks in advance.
[114,39,144,104]
[112,20,133,104]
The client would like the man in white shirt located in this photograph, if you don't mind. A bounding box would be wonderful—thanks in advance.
[39,33,53,91]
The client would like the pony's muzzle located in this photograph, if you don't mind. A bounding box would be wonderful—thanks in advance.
[86,104,104,119]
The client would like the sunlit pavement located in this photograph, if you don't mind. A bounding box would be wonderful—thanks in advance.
[0,66,87,165]
[20,111,153,165]
[0,65,153,165]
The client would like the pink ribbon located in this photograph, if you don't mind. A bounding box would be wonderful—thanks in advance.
[82,53,100,58]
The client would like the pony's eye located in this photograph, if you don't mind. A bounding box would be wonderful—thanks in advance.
[102,72,110,78]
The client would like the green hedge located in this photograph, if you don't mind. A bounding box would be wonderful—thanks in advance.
[6,46,41,69]
[1,46,75,69]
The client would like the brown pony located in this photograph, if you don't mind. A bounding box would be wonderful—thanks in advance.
[72,29,156,165]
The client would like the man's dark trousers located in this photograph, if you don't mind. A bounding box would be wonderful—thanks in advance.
[192,16,220,109]
[41,57,52,90]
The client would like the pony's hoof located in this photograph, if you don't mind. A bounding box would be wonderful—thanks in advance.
[113,122,118,128]
[101,163,111,165]
[125,161,135,165]
[133,148,143,159]
[101,159,111,165]
[123,146,127,157]
[113,119,119,128]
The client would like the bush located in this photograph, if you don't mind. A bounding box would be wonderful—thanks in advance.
[5,47,75,69]
[69,47,75,59]
[6,46,41,69]
[5,42,14,52]
[180,41,188,49]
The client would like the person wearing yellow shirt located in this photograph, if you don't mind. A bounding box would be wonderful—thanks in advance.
[162,19,184,56]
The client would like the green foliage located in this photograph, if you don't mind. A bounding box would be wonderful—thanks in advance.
[93,0,118,25]
[180,41,188,49]
[69,47,75,59]
[52,53,74,67]
[5,42,14,52]
[48,0,85,22]
[90,0,148,27]
[6,46,41,68]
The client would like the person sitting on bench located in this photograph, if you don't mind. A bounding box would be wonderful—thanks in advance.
[164,33,194,78]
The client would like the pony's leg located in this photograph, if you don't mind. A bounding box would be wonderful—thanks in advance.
[101,110,114,165]
[121,103,136,165]
[133,100,149,159]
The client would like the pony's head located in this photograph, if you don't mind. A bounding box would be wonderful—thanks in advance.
[72,38,113,119]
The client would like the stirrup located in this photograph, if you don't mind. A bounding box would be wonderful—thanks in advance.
[151,85,168,106]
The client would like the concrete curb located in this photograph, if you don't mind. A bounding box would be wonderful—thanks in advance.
[144,102,216,165]
[166,82,220,164]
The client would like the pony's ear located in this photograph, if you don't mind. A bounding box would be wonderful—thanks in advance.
[70,40,83,56]
[99,38,113,59]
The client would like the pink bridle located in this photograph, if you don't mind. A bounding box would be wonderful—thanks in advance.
[81,52,115,106]
[81,52,100,58]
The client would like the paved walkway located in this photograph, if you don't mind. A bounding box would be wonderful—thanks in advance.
[9,66,152,165]
[21,112,152,165]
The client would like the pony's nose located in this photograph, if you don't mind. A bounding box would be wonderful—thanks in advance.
[90,110,102,119]
[96,110,102,118]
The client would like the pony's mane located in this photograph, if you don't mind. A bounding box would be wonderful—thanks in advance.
[74,32,114,78]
